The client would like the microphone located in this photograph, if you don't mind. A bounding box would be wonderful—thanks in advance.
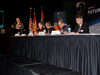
[37,28,39,30]
[23,29,25,32]
[19,29,25,35]
[14,23,16,25]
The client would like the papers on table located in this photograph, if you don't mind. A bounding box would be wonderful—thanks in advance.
[15,33,26,36]
[14,30,100,37]
[38,32,45,35]
[21,34,26,36]
[28,31,33,36]
[51,30,61,35]
[15,33,20,36]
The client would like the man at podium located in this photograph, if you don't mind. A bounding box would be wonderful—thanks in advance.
[11,17,24,30]
[11,17,24,35]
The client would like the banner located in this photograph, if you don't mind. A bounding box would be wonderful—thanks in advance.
[54,11,66,25]
[54,11,66,30]
[76,1,100,33]
[85,6,100,33]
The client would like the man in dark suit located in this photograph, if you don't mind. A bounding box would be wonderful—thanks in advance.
[11,17,24,35]
[11,17,24,30]
[58,18,69,34]
[45,21,55,35]
[71,14,89,34]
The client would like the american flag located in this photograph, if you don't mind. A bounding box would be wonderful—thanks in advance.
[29,7,33,30]
[29,17,33,30]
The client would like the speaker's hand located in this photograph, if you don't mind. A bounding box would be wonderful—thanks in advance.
[11,24,14,28]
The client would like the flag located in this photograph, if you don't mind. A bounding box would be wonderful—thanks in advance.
[29,17,33,30]
[29,9,33,31]
[32,12,37,34]
[40,10,44,26]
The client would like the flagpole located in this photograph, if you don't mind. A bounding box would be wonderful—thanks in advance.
[29,7,32,17]
[40,6,45,26]
[34,7,35,11]
[41,6,43,10]
[29,7,32,30]
[33,7,36,22]
[34,7,35,14]
[32,7,37,35]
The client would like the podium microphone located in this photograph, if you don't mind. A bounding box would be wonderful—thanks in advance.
[14,23,16,25]
[37,28,39,30]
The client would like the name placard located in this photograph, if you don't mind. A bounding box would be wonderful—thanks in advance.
[38,32,45,35]
[51,30,61,35]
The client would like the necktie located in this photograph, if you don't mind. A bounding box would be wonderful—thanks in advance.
[16,23,19,29]
[78,25,81,32]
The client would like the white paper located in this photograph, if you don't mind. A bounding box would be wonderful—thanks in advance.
[28,31,34,36]
[51,30,61,35]
[21,34,26,36]
[38,32,45,35]
[15,33,20,36]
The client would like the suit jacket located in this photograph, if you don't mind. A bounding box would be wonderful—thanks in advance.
[59,25,69,34]
[36,27,44,33]
[14,22,24,30]
[46,27,55,34]
[73,22,89,33]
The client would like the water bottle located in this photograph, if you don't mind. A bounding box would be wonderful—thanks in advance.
[68,24,71,34]
[18,31,20,35]
[60,29,63,34]
[43,27,46,35]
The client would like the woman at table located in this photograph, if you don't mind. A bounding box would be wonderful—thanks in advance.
[36,22,44,33]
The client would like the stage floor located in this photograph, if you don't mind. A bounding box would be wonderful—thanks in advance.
[0,53,81,75]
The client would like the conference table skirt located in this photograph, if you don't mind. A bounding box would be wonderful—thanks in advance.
[9,35,100,75]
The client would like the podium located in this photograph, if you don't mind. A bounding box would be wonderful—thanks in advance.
[0,28,19,53]
[5,28,19,36]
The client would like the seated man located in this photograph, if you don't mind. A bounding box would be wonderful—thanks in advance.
[45,21,55,34]
[36,22,44,33]
[58,18,69,34]
[71,14,89,34]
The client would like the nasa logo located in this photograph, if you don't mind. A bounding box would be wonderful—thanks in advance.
[75,1,85,13]
[57,12,63,18]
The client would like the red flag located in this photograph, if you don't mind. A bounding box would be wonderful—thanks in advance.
[32,12,37,34]
[40,10,44,26]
